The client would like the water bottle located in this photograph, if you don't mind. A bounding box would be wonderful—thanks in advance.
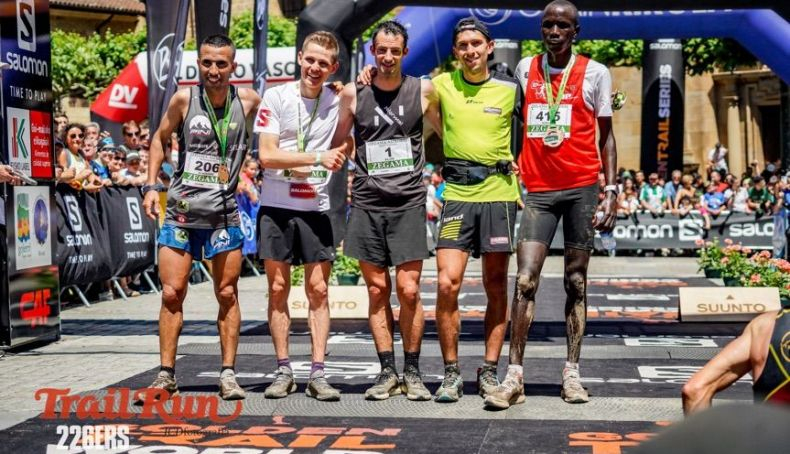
[596,211,616,254]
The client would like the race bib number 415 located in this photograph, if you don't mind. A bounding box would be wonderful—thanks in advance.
[183,153,222,189]
[526,103,572,138]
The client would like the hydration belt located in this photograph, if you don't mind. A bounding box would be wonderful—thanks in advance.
[441,158,512,186]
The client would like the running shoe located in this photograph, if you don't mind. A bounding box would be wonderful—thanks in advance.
[365,368,401,400]
[306,370,341,401]
[134,371,178,405]
[434,368,463,403]
[264,366,297,398]
[484,371,525,409]
[401,367,431,401]
[219,372,246,400]
[561,367,590,403]
[477,366,500,398]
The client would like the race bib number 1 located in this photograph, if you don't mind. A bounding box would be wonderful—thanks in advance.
[183,153,222,189]
[526,103,572,138]
[366,138,413,176]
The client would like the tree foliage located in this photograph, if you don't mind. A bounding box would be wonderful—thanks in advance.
[521,38,758,74]
[51,28,146,108]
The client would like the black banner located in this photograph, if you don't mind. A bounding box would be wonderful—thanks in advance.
[548,212,774,251]
[194,0,232,47]
[97,186,156,277]
[1,0,59,347]
[640,39,684,179]
[145,0,190,133]
[55,186,112,287]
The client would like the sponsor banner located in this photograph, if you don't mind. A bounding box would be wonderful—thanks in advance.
[550,212,774,250]
[97,186,156,277]
[90,48,297,127]
[55,185,113,287]
[253,0,270,96]
[640,39,685,178]
[194,0,232,46]
[145,0,190,133]
[0,0,54,179]
[13,185,51,271]
[285,285,370,319]
[679,287,781,322]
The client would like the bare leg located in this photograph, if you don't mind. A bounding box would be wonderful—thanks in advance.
[304,261,332,363]
[481,252,510,363]
[360,261,394,353]
[436,248,469,363]
[158,246,194,368]
[508,241,549,366]
[211,248,243,368]
[264,260,291,361]
[395,260,424,354]
[563,248,591,363]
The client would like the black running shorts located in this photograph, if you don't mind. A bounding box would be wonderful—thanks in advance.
[436,201,517,258]
[257,206,336,265]
[518,182,599,250]
[344,205,429,268]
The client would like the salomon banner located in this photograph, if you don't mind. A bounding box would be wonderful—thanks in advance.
[1,0,59,347]
[194,0,232,47]
[55,186,112,287]
[145,0,190,133]
[640,39,685,179]
[548,212,774,251]
[98,186,156,277]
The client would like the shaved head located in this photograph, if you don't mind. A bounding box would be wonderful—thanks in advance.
[544,0,579,25]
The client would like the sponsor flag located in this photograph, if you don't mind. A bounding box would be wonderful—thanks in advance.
[640,39,685,179]
[195,0,232,46]
[145,0,190,133]
[235,191,259,255]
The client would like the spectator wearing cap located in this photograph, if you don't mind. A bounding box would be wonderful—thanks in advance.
[121,151,146,186]
[92,138,115,184]
[640,172,668,216]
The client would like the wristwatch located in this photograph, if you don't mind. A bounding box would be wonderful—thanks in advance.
[141,183,162,194]
[603,184,619,196]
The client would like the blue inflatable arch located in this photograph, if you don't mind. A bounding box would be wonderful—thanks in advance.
[363,8,790,83]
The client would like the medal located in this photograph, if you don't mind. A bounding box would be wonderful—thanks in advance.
[542,53,575,149]
[543,125,564,148]
[218,163,230,184]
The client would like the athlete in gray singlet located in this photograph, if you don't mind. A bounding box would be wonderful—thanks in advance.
[333,21,441,401]
[142,34,261,401]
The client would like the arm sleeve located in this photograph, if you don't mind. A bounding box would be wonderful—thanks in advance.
[253,88,281,135]
[512,81,524,160]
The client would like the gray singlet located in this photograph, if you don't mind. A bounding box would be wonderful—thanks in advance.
[165,85,248,228]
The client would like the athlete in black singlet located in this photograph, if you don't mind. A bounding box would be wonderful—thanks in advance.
[683,307,790,414]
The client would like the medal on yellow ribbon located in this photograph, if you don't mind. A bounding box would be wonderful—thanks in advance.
[542,54,575,149]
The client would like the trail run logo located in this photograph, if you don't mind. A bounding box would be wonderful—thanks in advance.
[35,388,241,424]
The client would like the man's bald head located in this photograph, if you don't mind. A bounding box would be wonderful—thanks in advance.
[543,0,579,26]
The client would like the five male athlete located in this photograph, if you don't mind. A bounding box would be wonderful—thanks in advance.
[140,3,784,417]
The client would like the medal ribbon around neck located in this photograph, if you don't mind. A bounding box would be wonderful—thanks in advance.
[202,88,232,164]
[542,53,575,128]
[297,85,322,153]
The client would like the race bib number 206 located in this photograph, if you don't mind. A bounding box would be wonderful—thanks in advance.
[183,153,222,189]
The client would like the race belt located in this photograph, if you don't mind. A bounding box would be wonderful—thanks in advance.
[441,158,512,185]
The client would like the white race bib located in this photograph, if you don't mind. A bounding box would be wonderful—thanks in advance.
[526,103,572,138]
[183,153,221,189]
[366,138,413,176]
